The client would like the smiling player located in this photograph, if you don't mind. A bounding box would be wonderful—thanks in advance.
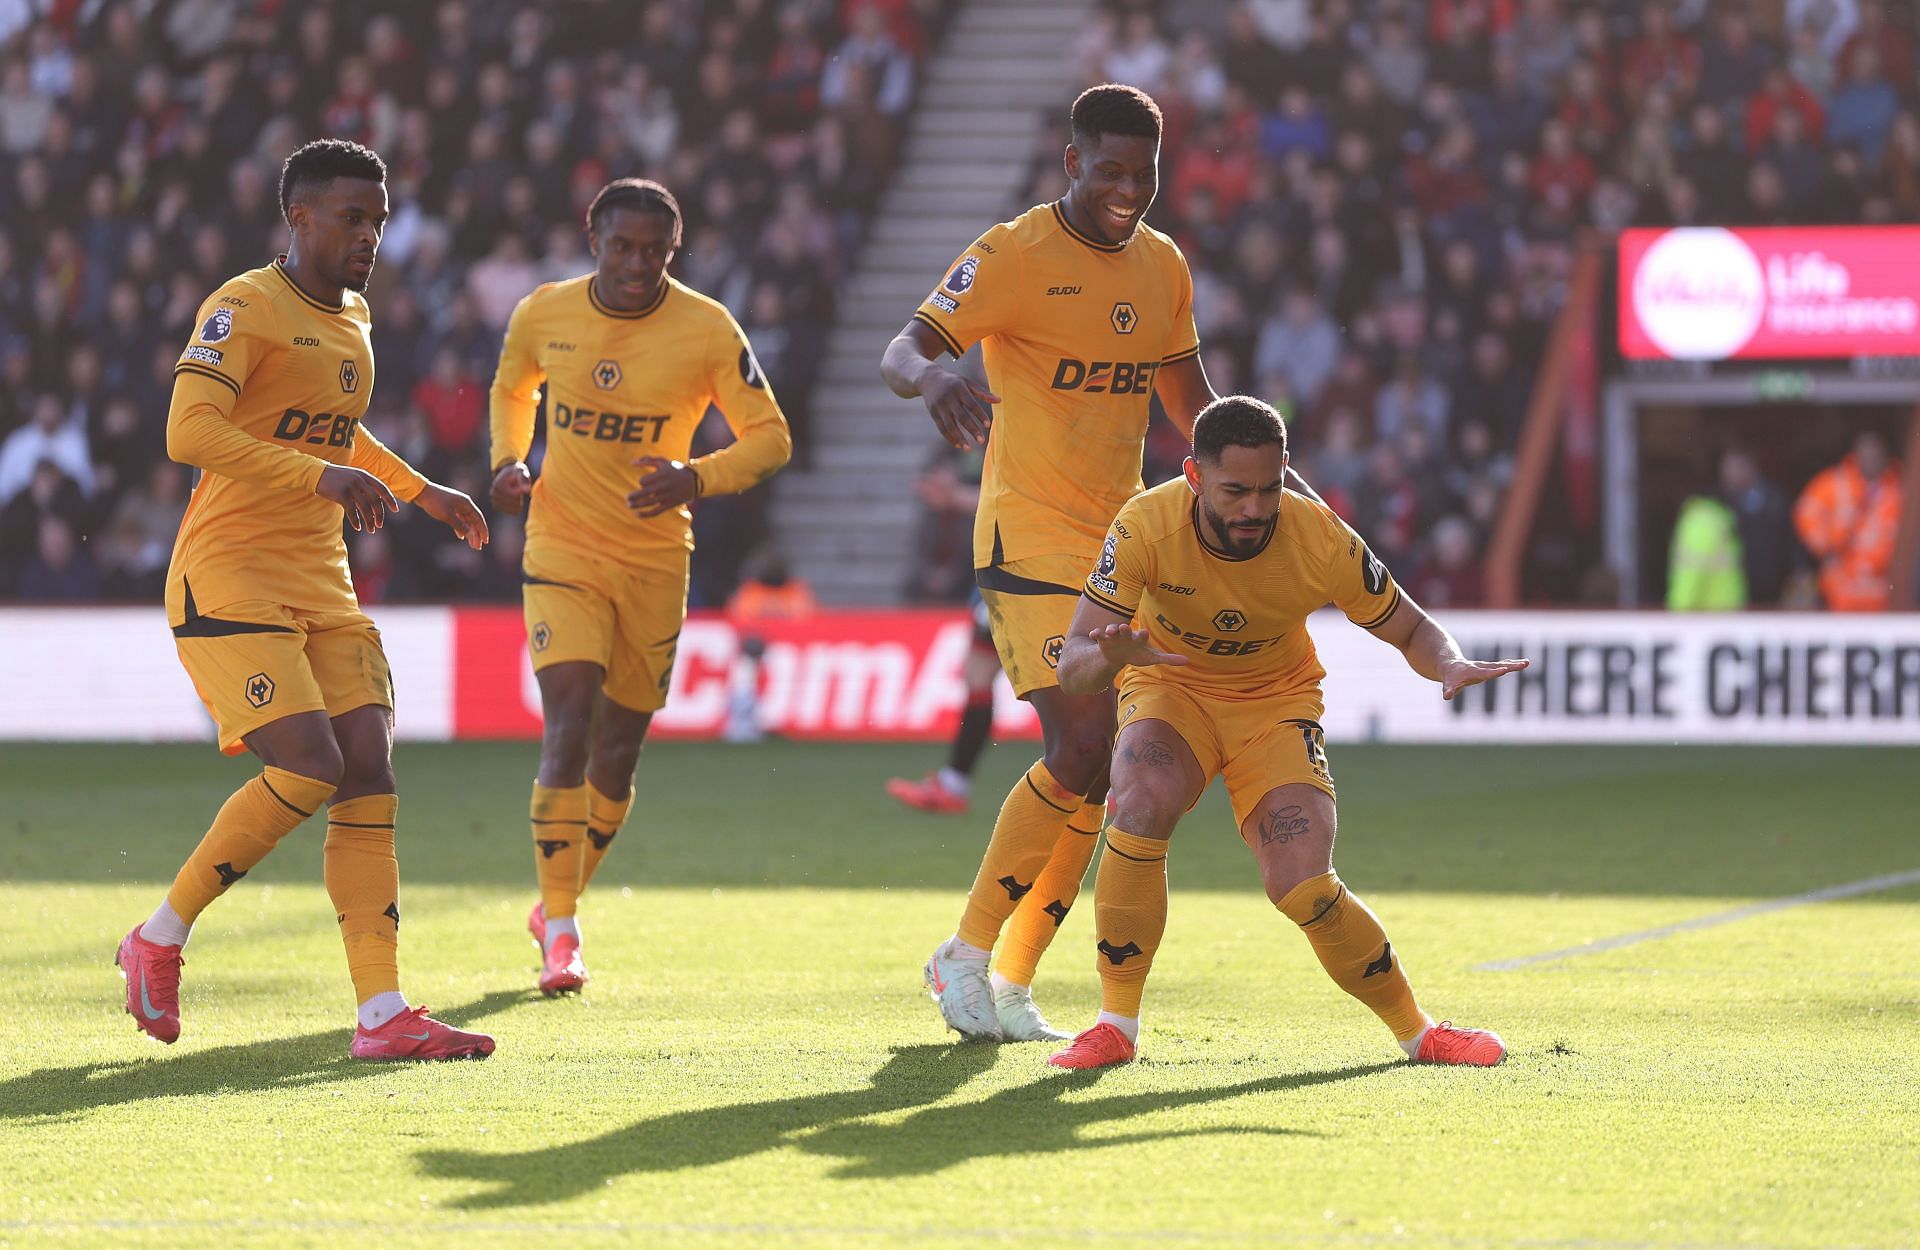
[881,84,1219,1042]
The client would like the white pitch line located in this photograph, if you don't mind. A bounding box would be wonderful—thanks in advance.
[1478,867,1920,972]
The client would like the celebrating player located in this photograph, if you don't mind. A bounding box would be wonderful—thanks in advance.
[489,179,792,996]
[1047,396,1525,1069]
[881,84,1217,1042]
[116,140,495,1061]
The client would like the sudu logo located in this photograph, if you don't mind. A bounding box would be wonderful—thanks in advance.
[1631,228,1765,361]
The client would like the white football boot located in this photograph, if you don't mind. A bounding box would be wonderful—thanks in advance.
[923,940,1002,1040]
[993,981,1071,1042]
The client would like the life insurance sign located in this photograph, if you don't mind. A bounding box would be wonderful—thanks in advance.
[1619,226,1920,361]
[1309,611,1920,745]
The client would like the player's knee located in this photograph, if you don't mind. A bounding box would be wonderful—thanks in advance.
[1043,730,1111,795]
[282,739,346,789]
[1108,787,1179,840]
[337,735,394,794]
[1258,857,1335,908]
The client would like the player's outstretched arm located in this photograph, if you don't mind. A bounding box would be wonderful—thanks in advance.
[1057,594,1188,695]
[881,319,999,451]
[1366,592,1529,701]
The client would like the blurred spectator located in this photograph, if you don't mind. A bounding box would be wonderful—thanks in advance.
[1254,284,1340,409]
[1793,429,1902,611]
[1409,513,1488,608]
[1828,42,1901,164]
[904,443,983,604]
[0,394,94,503]
[16,515,99,601]
[723,545,816,743]
[412,347,486,460]
[1666,491,1747,611]
[96,459,188,600]
[1,3,941,604]
[1719,446,1796,606]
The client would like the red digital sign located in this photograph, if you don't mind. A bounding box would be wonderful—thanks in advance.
[1619,227,1920,361]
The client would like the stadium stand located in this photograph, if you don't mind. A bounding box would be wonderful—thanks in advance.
[3,1,1917,609]
[0,0,941,605]
[895,0,1919,609]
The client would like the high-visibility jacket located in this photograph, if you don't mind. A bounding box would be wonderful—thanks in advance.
[1792,453,1903,611]
[1667,495,1747,611]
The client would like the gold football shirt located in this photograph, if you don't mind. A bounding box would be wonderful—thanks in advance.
[165,260,425,623]
[1084,478,1402,701]
[489,274,792,565]
[912,202,1200,570]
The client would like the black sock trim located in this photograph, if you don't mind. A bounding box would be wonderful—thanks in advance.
[1298,883,1347,928]
[1067,824,1103,836]
[531,817,587,825]
[1105,843,1166,864]
[1023,773,1077,814]
[327,820,395,830]
[260,776,314,819]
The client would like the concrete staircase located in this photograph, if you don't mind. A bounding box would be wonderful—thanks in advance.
[772,0,1094,604]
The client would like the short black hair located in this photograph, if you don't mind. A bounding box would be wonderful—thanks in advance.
[1193,395,1288,464]
[279,139,386,221]
[1070,83,1163,148]
[587,178,683,245]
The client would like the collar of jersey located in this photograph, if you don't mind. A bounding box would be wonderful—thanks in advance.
[1191,498,1277,562]
[588,277,670,319]
[272,259,344,313]
[1051,200,1129,254]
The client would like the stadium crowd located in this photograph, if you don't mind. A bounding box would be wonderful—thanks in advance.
[906,0,1919,609]
[0,0,938,605]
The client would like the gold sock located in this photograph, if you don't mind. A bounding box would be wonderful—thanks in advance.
[324,794,401,1002]
[1092,827,1168,1017]
[165,767,336,923]
[580,779,634,893]
[995,799,1104,986]
[956,760,1083,951]
[531,781,589,919]
[1277,872,1429,1041]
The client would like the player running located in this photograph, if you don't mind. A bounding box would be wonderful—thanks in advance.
[1048,396,1525,1069]
[881,85,1217,1042]
[116,140,495,1061]
[488,179,792,996]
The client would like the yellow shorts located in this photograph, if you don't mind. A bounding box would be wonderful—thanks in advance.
[1117,676,1334,828]
[173,600,392,755]
[523,541,689,713]
[976,554,1095,697]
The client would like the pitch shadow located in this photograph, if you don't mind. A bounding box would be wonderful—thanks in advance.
[416,1049,1394,1207]
[0,989,531,1122]
[797,1059,1397,1179]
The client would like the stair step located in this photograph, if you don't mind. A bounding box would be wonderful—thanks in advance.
[909,108,1035,136]
[922,80,1066,110]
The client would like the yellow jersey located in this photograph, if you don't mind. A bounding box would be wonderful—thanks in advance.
[1083,479,1403,701]
[912,201,1200,570]
[489,274,792,565]
[164,260,426,624]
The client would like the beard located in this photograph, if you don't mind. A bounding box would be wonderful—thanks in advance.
[1200,499,1274,557]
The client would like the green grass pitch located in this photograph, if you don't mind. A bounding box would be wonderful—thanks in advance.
[1,739,1915,1249]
